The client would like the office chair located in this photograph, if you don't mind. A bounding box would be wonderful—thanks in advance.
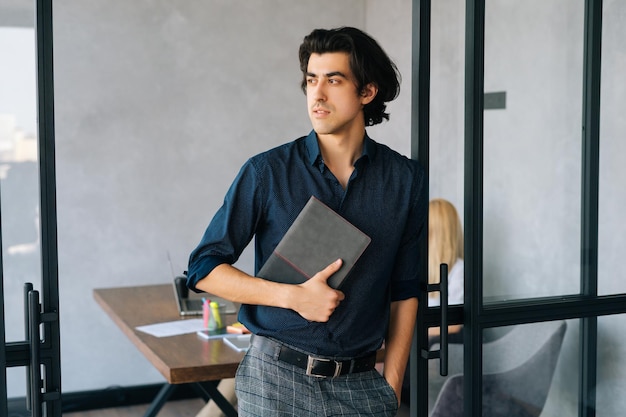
[429,320,567,417]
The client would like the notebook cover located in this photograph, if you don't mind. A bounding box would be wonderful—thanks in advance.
[257,196,371,289]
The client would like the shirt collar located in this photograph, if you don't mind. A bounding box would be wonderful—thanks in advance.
[304,130,376,169]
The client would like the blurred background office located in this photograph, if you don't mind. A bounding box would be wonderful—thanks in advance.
[1,0,625,415]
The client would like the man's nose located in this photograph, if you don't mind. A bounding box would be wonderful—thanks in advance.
[310,83,327,102]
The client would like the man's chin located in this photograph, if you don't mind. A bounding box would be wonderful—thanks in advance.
[310,122,336,136]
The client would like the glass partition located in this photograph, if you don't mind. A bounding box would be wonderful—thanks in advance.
[0,20,39,399]
[427,320,578,415]
[596,315,626,416]
[481,321,576,416]
[598,0,626,296]
[482,0,585,302]
[429,0,465,216]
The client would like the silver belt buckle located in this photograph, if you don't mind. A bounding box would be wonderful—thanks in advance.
[306,356,342,378]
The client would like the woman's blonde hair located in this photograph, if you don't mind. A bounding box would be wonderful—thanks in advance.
[428,199,463,296]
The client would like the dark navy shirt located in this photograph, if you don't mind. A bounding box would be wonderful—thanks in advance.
[188,130,427,357]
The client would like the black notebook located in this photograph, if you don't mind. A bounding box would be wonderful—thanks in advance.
[257,196,371,289]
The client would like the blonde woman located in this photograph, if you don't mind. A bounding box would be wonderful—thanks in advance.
[427,198,464,308]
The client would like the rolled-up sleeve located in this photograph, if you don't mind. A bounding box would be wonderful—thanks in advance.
[187,159,264,292]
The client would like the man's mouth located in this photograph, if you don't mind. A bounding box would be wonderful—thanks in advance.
[312,107,330,116]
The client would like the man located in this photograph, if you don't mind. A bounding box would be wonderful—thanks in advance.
[187,26,426,416]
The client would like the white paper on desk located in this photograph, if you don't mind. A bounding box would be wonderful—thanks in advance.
[136,318,205,338]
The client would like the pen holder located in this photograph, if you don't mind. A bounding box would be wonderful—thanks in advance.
[204,301,226,331]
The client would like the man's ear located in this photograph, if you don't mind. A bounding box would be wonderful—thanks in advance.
[360,83,378,105]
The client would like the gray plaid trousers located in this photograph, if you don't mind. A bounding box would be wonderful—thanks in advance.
[235,344,399,416]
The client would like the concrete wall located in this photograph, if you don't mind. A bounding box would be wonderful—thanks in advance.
[2,0,626,414]
[46,0,419,395]
[44,0,420,395]
[50,0,372,394]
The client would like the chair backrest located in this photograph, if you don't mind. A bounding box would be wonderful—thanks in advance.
[430,320,567,417]
[482,320,566,374]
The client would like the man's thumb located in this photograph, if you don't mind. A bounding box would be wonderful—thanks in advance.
[317,258,343,280]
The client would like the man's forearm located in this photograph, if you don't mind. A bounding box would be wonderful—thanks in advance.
[195,263,290,307]
[384,297,418,402]
[195,261,346,322]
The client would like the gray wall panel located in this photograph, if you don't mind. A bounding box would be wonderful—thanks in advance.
[52,0,366,394]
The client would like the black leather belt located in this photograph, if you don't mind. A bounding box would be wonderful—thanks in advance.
[250,335,377,378]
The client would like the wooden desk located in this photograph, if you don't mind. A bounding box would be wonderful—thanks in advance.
[94,284,241,416]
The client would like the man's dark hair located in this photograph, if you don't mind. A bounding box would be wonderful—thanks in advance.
[298,27,401,126]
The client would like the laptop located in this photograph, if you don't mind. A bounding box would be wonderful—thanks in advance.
[173,275,237,316]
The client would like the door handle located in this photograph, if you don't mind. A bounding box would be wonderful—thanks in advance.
[24,283,34,412]
[23,283,60,416]
[439,263,449,376]
[421,263,449,376]
[27,288,42,417]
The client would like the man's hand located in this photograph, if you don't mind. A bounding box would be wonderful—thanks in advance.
[383,298,418,405]
[196,260,345,322]
[291,259,345,322]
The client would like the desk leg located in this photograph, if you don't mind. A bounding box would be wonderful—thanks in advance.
[190,382,212,402]
[144,383,177,417]
[195,381,238,417]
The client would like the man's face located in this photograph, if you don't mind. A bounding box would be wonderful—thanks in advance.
[305,52,375,138]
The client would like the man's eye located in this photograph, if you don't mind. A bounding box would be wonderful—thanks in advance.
[307,78,317,85]
[328,78,339,84]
